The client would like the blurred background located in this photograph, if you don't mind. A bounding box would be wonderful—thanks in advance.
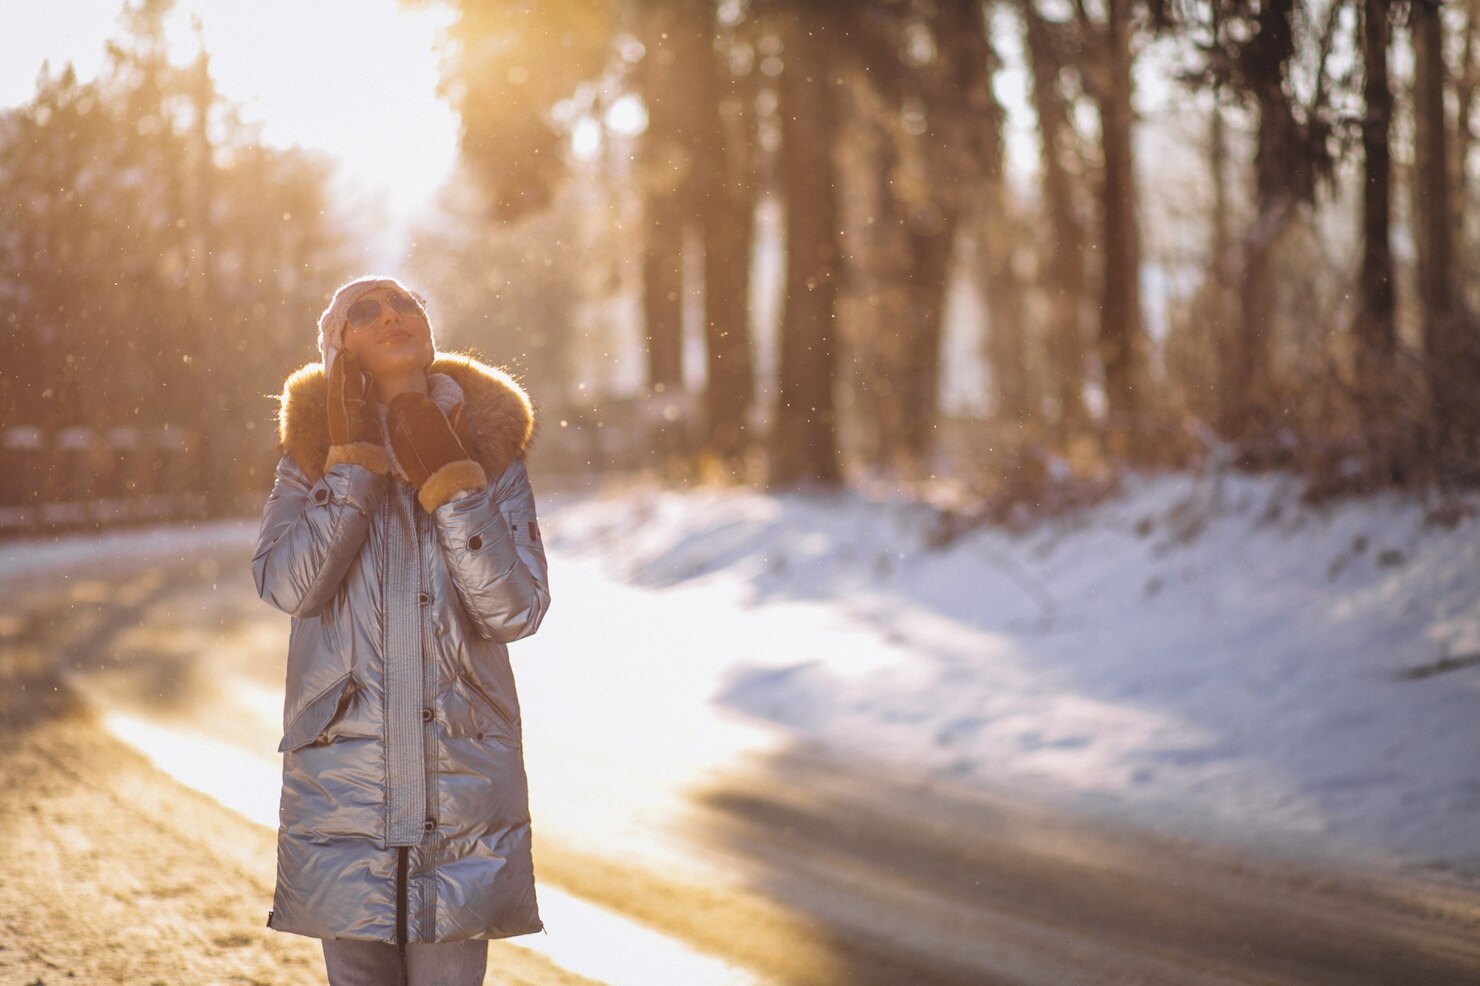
[5,0,1480,535]
[5,4,1480,984]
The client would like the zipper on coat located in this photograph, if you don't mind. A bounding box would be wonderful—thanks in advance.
[396,844,409,985]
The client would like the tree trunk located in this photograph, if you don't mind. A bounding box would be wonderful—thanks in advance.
[1095,0,1149,455]
[191,50,229,501]
[1456,0,1478,220]
[638,4,711,469]
[1413,1,1453,323]
[1204,84,1235,426]
[698,12,757,469]
[978,213,1034,428]
[1227,0,1301,440]
[639,6,690,393]
[867,129,913,471]
[941,0,1036,435]
[899,205,961,469]
[1353,0,1396,405]
[961,4,1035,431]
[1413,0,1478,457]
[1020,3,1089,438]
[770,6,843,488]
[641,193,684,390]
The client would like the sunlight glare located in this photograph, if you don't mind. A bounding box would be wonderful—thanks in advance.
[605,93,647,136]
[532,888,760,986]
[2,0,459,258]
[102,710,281,829]
[572,116,603,162]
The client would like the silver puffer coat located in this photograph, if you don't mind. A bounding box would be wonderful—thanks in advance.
[250,352,549,944]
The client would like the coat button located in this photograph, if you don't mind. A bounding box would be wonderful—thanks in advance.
[418,592,430,605]
[467,534,483,551]
[313,487,329,504]
[421,708,434,723]
[424,818,436,833]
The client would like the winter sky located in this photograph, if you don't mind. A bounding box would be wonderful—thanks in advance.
[0,0,460,265]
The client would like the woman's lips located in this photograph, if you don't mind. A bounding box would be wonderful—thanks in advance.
[381,331,411,345]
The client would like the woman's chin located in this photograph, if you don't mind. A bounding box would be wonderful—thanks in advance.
[362,348,429,377]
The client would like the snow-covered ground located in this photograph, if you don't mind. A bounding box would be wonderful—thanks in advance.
[542,469,1480,875]
[5,467,1477,877]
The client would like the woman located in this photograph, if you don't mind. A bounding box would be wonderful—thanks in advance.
[251,275,551,986]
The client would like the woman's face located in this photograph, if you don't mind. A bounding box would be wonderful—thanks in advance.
[341,286,434,382]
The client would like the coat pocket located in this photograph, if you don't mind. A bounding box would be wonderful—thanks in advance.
[455,670,521,748]
[278,671,358,753]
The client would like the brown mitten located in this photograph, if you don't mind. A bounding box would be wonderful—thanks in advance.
[387,393,488,512]
[325,351,389,475]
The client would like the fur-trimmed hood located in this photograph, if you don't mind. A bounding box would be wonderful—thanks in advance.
[275,351,535,483]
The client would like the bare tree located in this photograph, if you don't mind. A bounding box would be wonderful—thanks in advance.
[1412,0,1480,459]
[1019,1,1092,437]
[844,0,1015,475]
[636,5,701,395]
[769,3,845,487]
[1352,0,1397,408]
[970,6,1038,433]
[1076,0,1156,455]
[1224,0,1337,439]
[698,6,760,468]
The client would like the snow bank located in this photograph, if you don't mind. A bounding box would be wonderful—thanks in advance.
[545,472,1480,873]
[9,475,1474,875]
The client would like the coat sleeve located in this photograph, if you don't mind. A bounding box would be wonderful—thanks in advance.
[432,457,551,644]
[251,452,388,618]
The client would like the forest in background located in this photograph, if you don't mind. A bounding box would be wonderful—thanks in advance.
[4,0,1480,525]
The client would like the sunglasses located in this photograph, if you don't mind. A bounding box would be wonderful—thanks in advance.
[345,291,424,330]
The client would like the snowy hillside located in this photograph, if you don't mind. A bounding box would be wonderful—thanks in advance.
[544,470,1480,875]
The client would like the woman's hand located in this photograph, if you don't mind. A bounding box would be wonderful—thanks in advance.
[387,394,487,512]
[328,351,383,447]
[323,351,390,475]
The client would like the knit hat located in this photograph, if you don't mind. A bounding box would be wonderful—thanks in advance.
[316,274,435,377]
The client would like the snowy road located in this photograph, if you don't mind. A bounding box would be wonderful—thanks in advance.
[3,513,1480,984]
